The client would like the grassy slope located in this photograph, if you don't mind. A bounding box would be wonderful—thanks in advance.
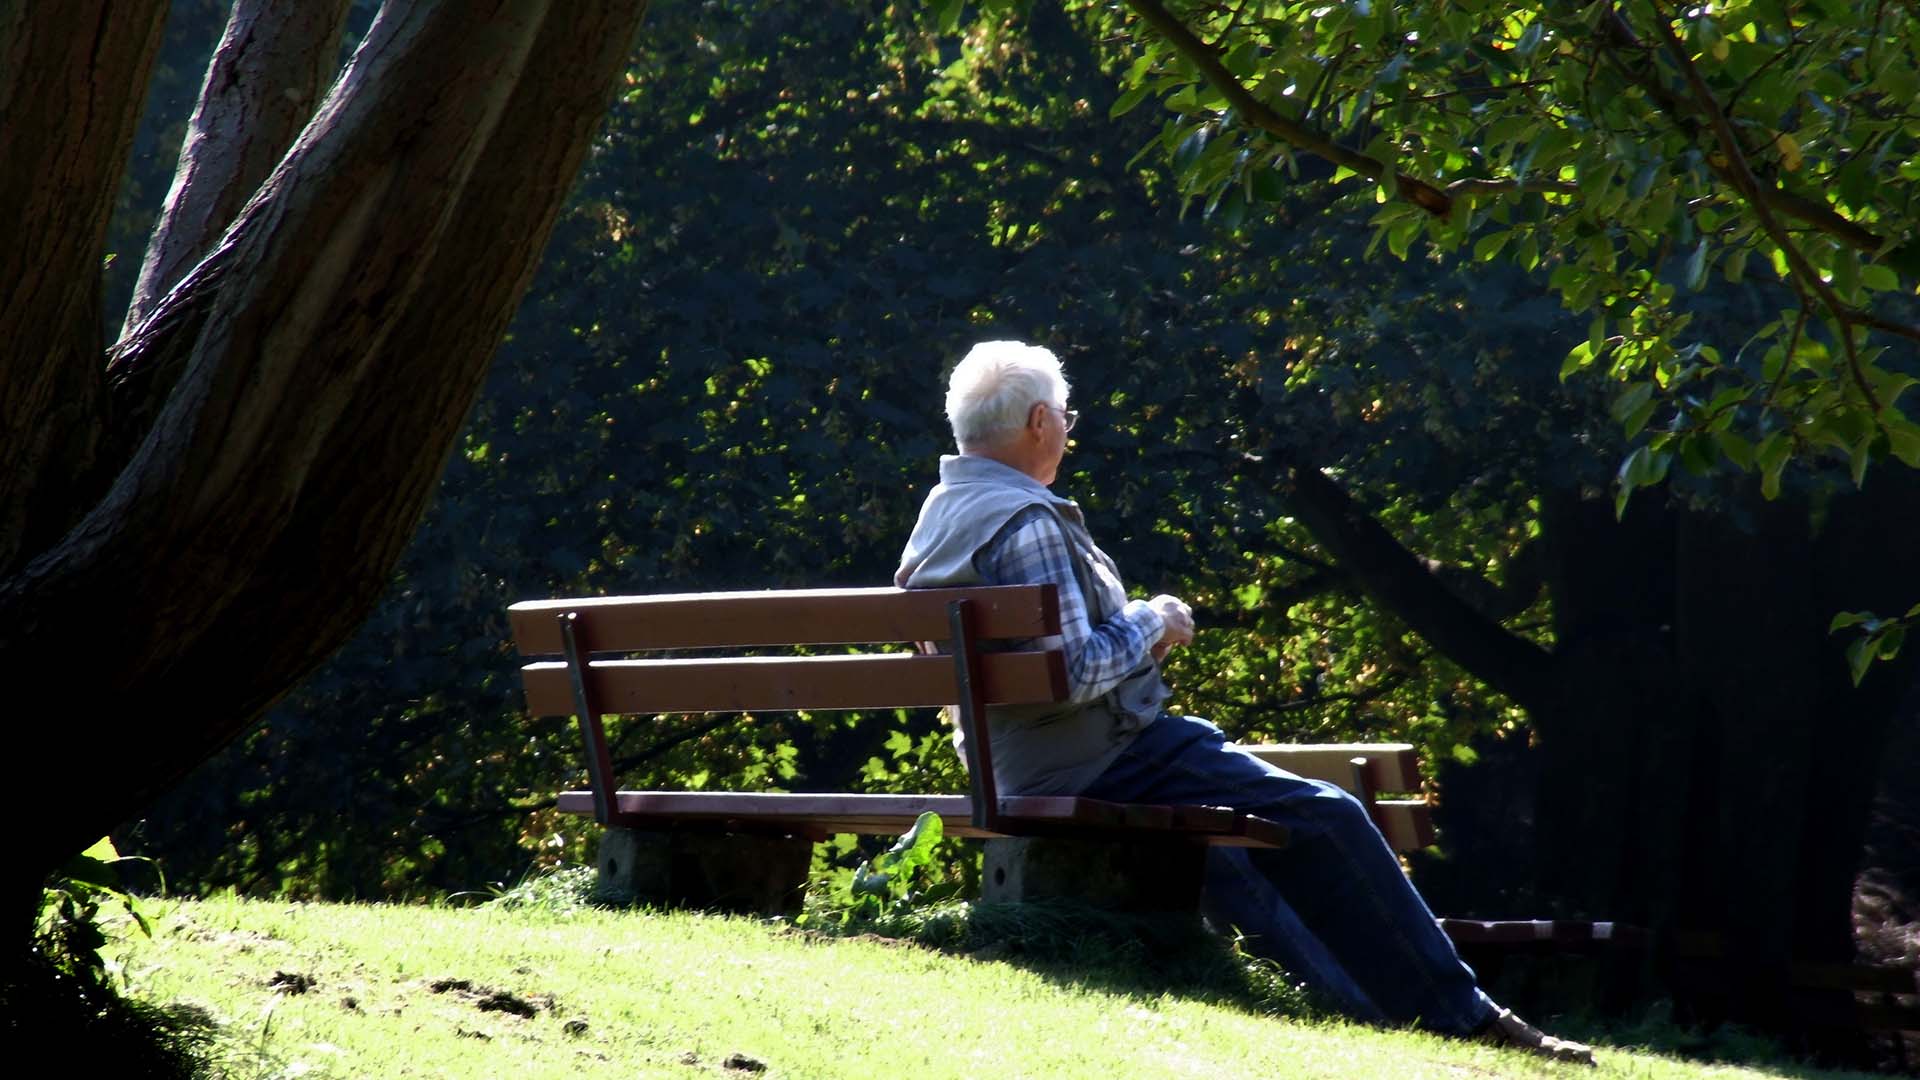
[118,896,1879,1080]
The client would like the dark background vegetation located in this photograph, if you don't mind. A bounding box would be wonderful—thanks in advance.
[115,0,1598,900]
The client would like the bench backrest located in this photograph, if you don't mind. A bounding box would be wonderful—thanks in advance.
[509,585,1065,828]
[1243,743,1435,852]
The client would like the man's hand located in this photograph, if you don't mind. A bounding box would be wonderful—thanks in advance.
[1149,593,1194,660]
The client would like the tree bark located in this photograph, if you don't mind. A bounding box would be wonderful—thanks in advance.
[120,0,355,339]
[1,0,650,893]
[0,2,168,572]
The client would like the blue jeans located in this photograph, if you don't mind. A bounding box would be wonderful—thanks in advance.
[1080,714,1493,1034]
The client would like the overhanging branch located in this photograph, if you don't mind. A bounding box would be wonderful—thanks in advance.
[1122,0,1578,217]
[1268,456,1558,711]
[1595,6,1904,266]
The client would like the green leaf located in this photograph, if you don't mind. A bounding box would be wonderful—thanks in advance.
[1560,340,1593,380]
[1614,445,1650,518]
[1610,382,1654,424]
[1473,230,1509,262]
[1849,431,1873,487]
[1847,636,1876,686]
[1110,83,1152,119]
[1887,420,1920,467]
[1861,263,1900,292]
[1685,240,1709,290]
[934,0,966,33]
[1829,611,1875,633]
[1715,429,1755,470]
[1878,625,1907,660]
[888,811,945,871]
[55,854,123,893]
[1757,431,1791,499]
[1173,125,1212,173]
[1515,20,1544,60]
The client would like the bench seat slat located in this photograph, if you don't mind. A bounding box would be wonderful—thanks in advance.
[1240,743,1425,793]
[1373,799,1437,852]
[511,585,1060,655]
[522,650,1068,716]
[552,791,1287,848]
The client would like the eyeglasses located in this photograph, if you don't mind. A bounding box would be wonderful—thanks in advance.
[1047,404,1079,433]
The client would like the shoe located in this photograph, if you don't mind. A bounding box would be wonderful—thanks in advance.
[1478,1006,1596,1066]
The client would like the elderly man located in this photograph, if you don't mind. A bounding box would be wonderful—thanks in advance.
[895,341,1592,1064]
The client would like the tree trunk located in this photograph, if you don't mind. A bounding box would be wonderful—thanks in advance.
[0,0,650,900]
[0,1,168,570]
[120,0,355,339]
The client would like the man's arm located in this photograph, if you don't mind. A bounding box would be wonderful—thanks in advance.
[976,506,1174,703]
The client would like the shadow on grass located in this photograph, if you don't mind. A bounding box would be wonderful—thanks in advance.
[490,866,1892,1078]
[807,901,1891,1080]
[0,947,217,1077]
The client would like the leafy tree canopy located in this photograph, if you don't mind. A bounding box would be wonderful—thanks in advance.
[1098,0,1920,507]
[128,0,1597,898]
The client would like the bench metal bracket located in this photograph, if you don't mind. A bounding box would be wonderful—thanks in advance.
[560,611,618,825]
[948,598,1000,833]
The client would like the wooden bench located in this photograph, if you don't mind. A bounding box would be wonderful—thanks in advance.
[513,583,1660,945]
[511,584,1301,913]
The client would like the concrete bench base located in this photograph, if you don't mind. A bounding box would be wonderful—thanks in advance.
[593,828,1212,917]
[982,835,1206,913]
[596,828,813,915]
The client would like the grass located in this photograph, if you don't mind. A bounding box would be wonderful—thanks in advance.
[109,887,1889,1080]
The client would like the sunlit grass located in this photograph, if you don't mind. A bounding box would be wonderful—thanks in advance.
[115,894,1881,1079]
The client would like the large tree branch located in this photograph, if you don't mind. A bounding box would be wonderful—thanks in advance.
[0,2,168,573]
[119,0,354,339]
[4,0,652,883]
[1126,0,1905,269]
[1639,0,1917,370]
[108,0,356,491]
[1425,536,1548,623]
[1593,6,1902,265]
[1121,0,1577,218]
[1270,456,1557,711]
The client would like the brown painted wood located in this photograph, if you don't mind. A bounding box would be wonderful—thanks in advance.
[551,790,1287,847]
[1374,800,1436,853]
[1167,804,1237,832]
[522,649,1068,717]
[1240,743,1425,793]
[948,598,998,832]
[1440,918,1652,949]
[1216,813,1290,849]
[510,585,1060,655]
[1239,743,1432,851]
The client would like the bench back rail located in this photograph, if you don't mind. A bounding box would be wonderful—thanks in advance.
[511,585,1065,833]
[1242,744,1435,852]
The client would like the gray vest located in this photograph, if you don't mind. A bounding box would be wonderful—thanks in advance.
[896,455,1167,795]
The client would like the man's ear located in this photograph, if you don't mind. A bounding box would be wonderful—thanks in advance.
[1026,401,1048,436]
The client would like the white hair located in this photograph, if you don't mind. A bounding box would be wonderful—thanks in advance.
[945,341,1070,450]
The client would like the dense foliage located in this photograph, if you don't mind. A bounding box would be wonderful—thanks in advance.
[1109,0,1920,494]
[123,0,1592,898]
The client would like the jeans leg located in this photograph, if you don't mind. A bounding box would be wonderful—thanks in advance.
[1203,845,1386,1023]
[1083,714,1494,1035]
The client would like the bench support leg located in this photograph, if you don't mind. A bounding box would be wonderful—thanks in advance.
[596,828,812,916]
[982,836,1205,913]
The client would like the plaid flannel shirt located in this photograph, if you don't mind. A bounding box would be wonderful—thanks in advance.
[975,505,1166,704]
